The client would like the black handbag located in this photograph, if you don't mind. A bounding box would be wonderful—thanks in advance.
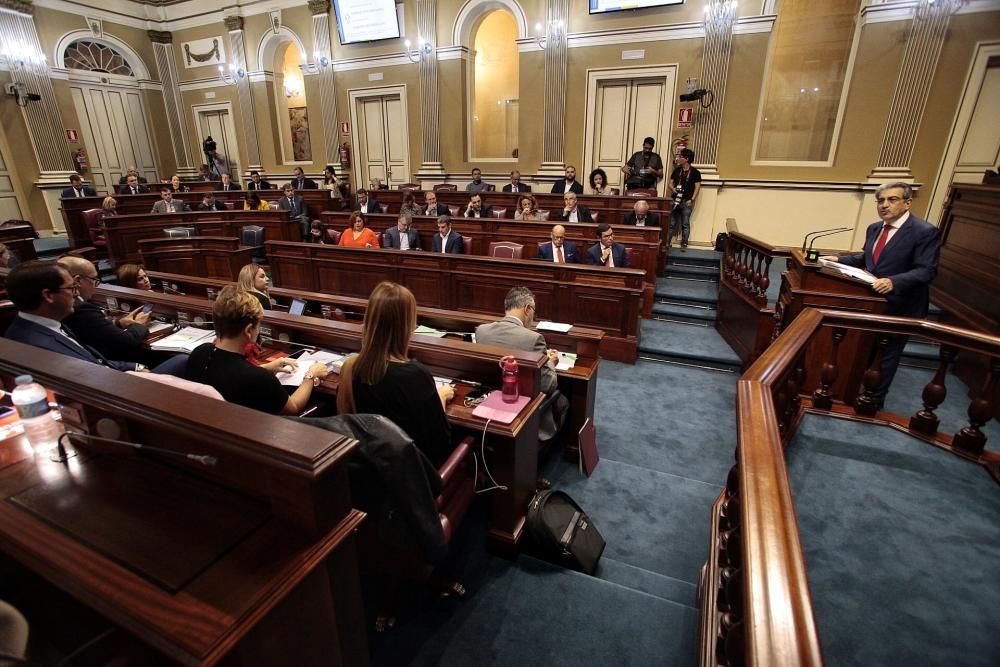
[526,490,606,575]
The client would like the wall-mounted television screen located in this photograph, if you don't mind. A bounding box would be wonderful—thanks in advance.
[590,0,685,14]
[333,0,401,45]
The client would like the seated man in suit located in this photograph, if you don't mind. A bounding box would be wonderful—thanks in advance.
[292,167,318,190]
[821,182,940,407]
[118,165,148,186]
[537,224,579,264]
[587,223,629,267]
[196,192,227,211]
[118,173,150,195]
[219,172,241,191]
[4,261,144,371]
[59,256,156,364]
[384,213,421,250]
[247,170,272,190]
[552,192,592,223]
[278,184,311,239]
[419,191,450,216]
[550,165,583,194]
[475,286,568,443]
[355,188,382,214]
[151,186,190,213]
[463,193,493,218]
[623,200,659,227]
[61,174,96,199]
[432,216,464,254]
[503,170,531,193]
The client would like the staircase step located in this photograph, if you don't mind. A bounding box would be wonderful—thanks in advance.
[667,247,721,265]
[900,339,941,369]
[637,319,742,370]
[652,301,717,324]
[655,277,719,306]
[596,557,699,608]
[665,263,719,281]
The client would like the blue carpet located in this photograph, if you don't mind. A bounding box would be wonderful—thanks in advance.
[787,414,1000,667]
[638,320,742,367]
[655,277,718,305]
[885,365,999,442]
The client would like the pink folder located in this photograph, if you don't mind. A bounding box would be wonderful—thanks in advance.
[471,391,530,424]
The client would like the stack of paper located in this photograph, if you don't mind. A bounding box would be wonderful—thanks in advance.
[537,321,572,333]
[414,325,447,338]
[817,258,876,285]
[147,321,175,336]
[556,352,578,370]
[150,326,215,353]
[275,351,345,386]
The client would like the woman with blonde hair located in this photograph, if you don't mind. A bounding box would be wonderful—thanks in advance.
[338,281,454,466]
[237,263,272,311]
[186,285,328,414]
[514,194,540,220]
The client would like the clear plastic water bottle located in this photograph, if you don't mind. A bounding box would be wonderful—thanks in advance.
[10,375,64,454]
[499,355,520,404]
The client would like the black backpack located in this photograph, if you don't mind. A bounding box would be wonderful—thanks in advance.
[525,490,606,575]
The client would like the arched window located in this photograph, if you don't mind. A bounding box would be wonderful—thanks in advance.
[276,45,312,162]
[63,40,134,76]
[471,10,519,160]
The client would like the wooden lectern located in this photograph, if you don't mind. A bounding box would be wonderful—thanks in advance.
[775,250,887,403]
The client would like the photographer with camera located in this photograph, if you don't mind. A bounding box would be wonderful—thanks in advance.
[202,136,231,179]
[622,137,664,190]
[667,148,700,252]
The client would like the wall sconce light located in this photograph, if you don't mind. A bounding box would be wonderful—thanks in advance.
[0,43,46,71]
[218,63,246,86]
[284,74,303,98]
[534,20,564,50]
[704,0,738,26]
[404,39,433,63]
[302,51,331,74]
[916,0,968,21]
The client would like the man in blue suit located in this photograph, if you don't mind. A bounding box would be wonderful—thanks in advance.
[586,224,629,268]
[61,174,97,199]
[824,182,940,406]
[432,216,464,254]
[537,225,579,264]
[4,261,142,371]
[384,214,421,250]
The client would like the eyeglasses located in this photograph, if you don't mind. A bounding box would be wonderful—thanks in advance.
[50,283,79,293]
[78,274,100,284]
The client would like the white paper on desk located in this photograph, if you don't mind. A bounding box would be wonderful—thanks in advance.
[149,326,215,353]
[556,352,578,371]
[817,258,876,285]
[414,325,447,338]
[433,376,456,388]
[275,351,345,386]
[537,321,572,333]
[146,321,175,336]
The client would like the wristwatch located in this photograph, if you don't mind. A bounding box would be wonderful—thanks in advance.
[304,371,319,387]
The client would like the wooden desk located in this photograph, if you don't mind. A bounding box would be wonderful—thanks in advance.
[266,240,643,363]
[0,339,368,665]
[138,236,252,280]
[105,210,300,265]
[362,189,674,216]
[86,283,547,555]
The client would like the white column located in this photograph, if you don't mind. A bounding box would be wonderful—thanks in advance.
[148,31,195,175]
[224,15,262,172]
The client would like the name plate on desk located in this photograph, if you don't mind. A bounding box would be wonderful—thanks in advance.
[8,455,269,592]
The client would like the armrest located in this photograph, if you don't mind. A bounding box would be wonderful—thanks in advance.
[438,436,474,486]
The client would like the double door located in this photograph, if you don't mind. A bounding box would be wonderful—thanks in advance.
[354,92,409,188]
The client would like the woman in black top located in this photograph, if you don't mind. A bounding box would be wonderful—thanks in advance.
[187,285,329,414]
[237,263,271,311]
[337,282,455,466]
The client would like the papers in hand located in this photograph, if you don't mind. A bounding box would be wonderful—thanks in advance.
[817,258,876,285]
[150,326,215,353]
[537,321,572,333]
[275,351,345,386]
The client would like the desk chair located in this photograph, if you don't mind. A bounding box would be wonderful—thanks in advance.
[448,205,460,217]
[591,211,600,224]
[463,236,473,254]
[537,210,550,221]
[378,203,389,214]
[488,241,523,259]
[81,208,107,249]
[433,184,457,192]
[492,208,507,218]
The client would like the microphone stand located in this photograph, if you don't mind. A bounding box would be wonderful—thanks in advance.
[805,227,851,262]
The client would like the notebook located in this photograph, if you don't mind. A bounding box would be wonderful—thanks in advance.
[471,391,530,424]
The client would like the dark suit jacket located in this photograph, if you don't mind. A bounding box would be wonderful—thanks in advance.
[623,211,660,227]
[463,205,493,218]
[292,178,319,190]
[419,203,451,216]
[384,227,421,250]
[836,215,940,317]
[586,242,629,268]
[432,231,464,254]
[197,202,228,211]
[118,184,151,195]
[537,240,580,264]
[247,180,272,191]
[118,175,148,185]
[355,200,382,214]
[62,300,149,362]
[278,195,309,218]
[552,205,593,223]
[502,183,532,193]
[219,182,242,192]
[5,315,136,371]
[550,180,583,194]
[62,186,97,198]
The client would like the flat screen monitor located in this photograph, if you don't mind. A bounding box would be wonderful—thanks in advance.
[288,298,308,317]
[589,0,684,14]
[333,0,401,45]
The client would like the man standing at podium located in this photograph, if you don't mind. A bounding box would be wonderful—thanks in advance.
[822,182,940,407]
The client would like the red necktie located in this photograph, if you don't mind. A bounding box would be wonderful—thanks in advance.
[872,224,892,264]
[557,246,564,263]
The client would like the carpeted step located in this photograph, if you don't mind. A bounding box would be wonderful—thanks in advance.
[655,277,719,306]
[651,300,717,324]
[901,339,940,369]
[637,319,742,370]
[667,247,721,265]
[665,262,719,281]
[595,557,699,608]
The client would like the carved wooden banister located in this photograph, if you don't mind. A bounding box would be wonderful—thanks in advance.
[702,308,1000,667]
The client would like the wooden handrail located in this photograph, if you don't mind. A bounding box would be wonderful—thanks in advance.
[708,308,1000,666]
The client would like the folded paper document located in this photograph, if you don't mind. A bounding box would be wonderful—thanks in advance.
[149,326,215,353]
[817,258,876,285]
[275,351,345,386]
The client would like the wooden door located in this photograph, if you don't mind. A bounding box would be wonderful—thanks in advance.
[196,109,240,178]
[356,94,409,188]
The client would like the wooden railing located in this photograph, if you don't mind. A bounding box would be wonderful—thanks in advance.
[716,232,791,369]
[701,308,1000,667]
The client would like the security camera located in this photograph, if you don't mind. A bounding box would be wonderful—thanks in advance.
[679,89,708,102]
[4,82,41,107]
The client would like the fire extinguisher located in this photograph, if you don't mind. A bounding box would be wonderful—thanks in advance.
[339,142,351,169]
[73,148,88,174]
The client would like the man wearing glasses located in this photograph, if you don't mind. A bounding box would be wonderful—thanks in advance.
[3,261,144,371]
[821,182,940,406]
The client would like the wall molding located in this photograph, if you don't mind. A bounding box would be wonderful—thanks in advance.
[862,0,1000,25]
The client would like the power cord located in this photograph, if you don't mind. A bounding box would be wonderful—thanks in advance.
[473,418,507,494]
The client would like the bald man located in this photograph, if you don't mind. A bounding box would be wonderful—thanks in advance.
[537,225,580,263]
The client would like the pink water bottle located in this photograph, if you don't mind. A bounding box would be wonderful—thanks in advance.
[499,355,519,403]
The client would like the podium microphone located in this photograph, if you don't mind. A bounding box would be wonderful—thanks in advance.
[55,431,217,466]
[802,227,851,262]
